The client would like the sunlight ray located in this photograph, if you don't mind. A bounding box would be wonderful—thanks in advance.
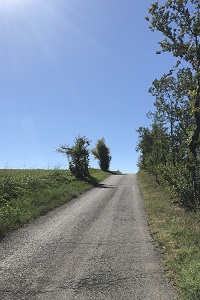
[0,0,81,71]
[0,0,28,14]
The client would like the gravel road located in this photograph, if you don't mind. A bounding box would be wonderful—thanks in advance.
[0,174,178,300]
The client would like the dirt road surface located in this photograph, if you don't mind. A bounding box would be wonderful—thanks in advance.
[0,174,178,300]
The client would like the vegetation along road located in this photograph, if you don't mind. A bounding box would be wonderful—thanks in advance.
[0,174,178,299]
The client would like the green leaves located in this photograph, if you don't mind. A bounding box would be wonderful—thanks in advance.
[57,136,91,179]
[91,138,112,172]
[57,136,112,177]
[138,0,200,209]
[146,0,200,69]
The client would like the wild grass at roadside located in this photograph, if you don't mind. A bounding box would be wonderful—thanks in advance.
[0,168,112,240]
[137,170,200,300]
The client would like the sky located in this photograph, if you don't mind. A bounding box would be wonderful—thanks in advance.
[0,0,174,173]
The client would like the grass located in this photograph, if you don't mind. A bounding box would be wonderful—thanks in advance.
[137,170,200,300]
[0,168,113,240]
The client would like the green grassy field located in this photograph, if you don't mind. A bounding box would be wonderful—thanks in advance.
[137,170,200,300]
[0,168,113,240]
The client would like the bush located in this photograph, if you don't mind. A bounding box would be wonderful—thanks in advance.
[57,136,91,178]
[91,138,112,171]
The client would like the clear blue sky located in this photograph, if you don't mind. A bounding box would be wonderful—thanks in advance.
[0,0,173,173]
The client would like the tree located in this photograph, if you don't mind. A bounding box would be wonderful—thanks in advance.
[145,0,200,207]
[91,138,112,171]
[136,127,154,170]
[136,124,169,184]
[146,0,200,156]
[148,70,194,165]
[57,136,91,178]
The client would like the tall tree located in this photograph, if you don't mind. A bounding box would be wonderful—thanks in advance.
[146,0,200,206]
[146,0,200,157]
[148,70,193,165]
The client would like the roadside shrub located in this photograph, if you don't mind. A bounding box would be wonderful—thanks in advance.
[91,138,112,171]
[57,136,91,178]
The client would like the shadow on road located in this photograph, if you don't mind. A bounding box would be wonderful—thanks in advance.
[96,183,115,189]
[85,176,116,189]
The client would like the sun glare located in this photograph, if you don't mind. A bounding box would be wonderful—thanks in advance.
[0,0,29,14]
